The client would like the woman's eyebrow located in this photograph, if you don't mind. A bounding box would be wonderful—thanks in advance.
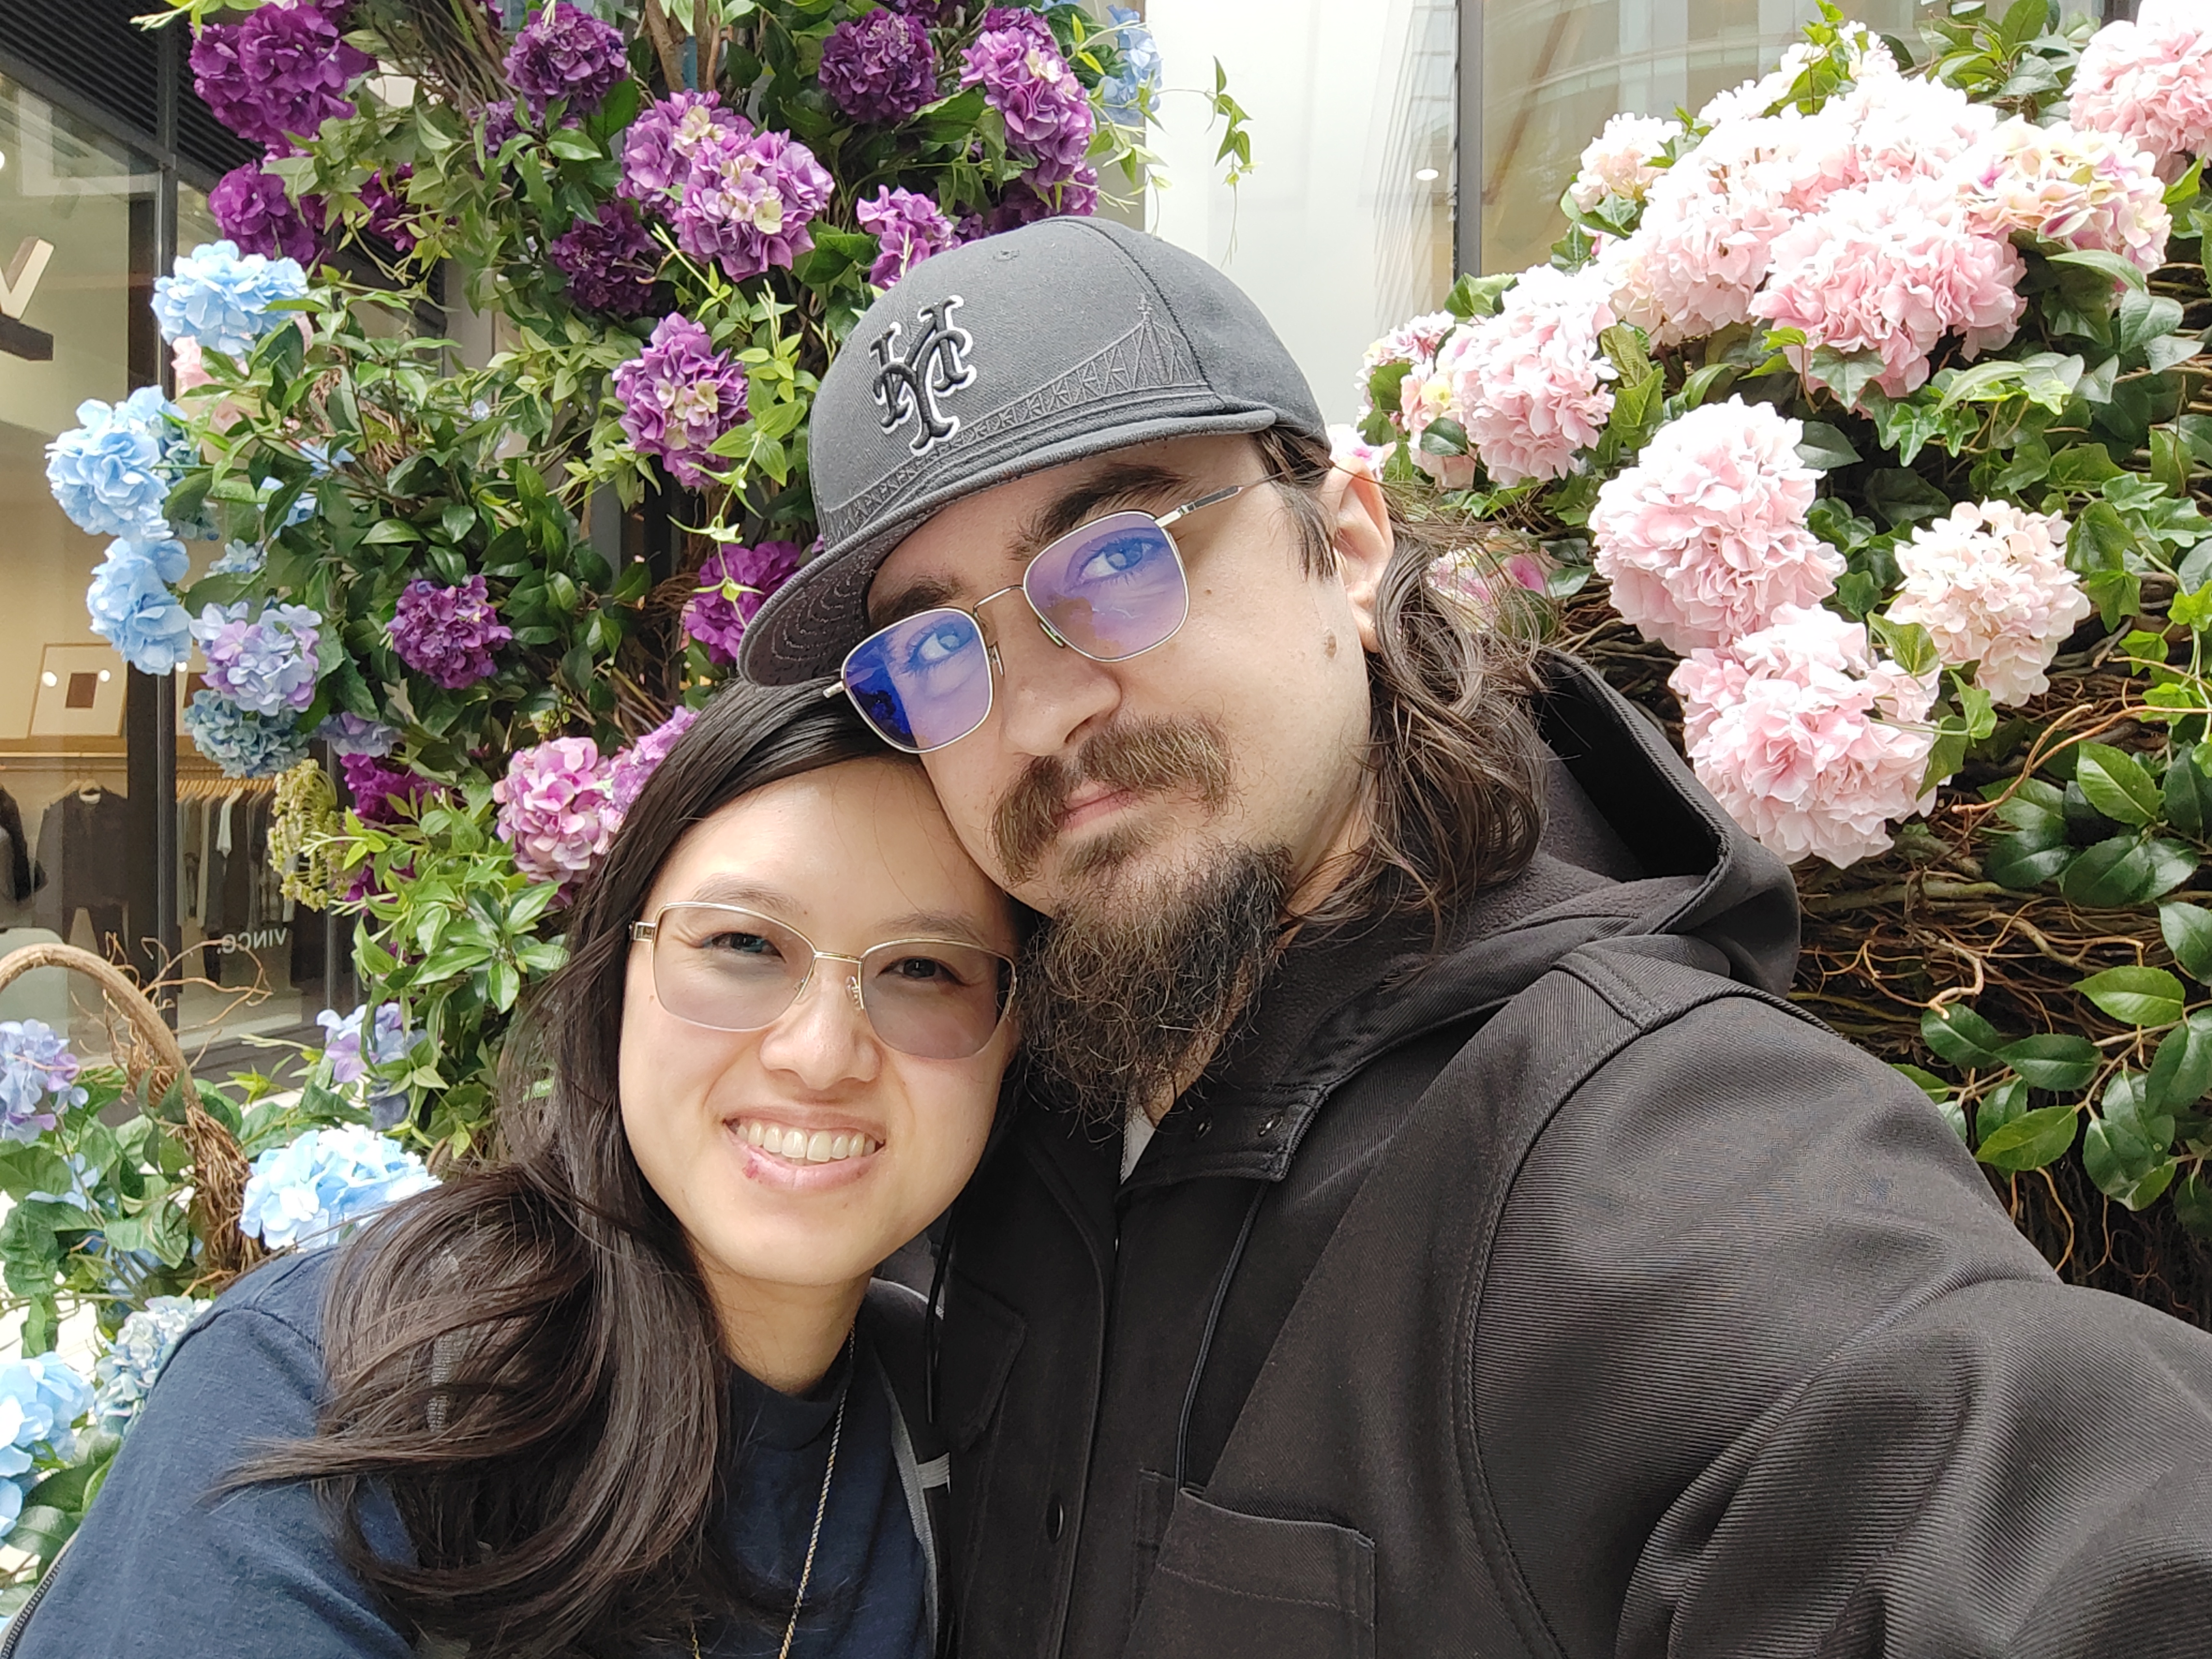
[877,911,998,949]
[683,877,797,914]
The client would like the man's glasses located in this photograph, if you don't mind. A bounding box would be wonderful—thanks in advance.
[629,903,1016,1060]
[829,481,1258,753]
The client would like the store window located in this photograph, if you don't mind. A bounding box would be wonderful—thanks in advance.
[0,73,152,1045]
[1476,0,1927,274]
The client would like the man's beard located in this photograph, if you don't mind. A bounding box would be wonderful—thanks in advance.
[1019,842,1292,1127]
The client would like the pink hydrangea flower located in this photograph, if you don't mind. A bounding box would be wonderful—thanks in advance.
[1670,604,1938,868]
[2071,0,2212,177]
[1956,117,2172,275]
[1749,177,2023,401]
[1397,360,1476,490]
[1882,500,2091,707]
[608,706,697,814]
[1429,545,1550,620]
[1588,397,1840,653]
[1437,263,1617,486]
[1326,422,1394,480]
[1833,53,1996,186]
[493,736,620,892]
[1569,112,1682,209]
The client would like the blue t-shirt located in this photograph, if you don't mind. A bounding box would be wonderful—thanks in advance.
[12,1250,931,1658]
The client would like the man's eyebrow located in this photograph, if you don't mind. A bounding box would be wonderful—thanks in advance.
[867,461,1193,628]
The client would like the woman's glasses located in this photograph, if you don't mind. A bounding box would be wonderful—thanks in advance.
[629,903,1015,1060]
[828,481,1257,753]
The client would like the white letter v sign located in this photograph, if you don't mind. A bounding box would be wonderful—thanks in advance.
[0,238,54,320]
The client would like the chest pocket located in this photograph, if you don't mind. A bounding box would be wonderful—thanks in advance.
[1127,1473,1375,1659]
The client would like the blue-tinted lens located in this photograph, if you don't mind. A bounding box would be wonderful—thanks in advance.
[1023,511,1188,660]
[840,607,993,752]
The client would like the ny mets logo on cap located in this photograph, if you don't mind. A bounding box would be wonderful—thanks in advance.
[870,296,976,455]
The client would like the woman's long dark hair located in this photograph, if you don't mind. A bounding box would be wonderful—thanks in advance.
[242,681,895,1657]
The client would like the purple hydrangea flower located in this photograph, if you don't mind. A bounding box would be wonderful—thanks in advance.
[682,541,803,664]
[182,689,313,777]
[191,600,324,717]
[340,751,446,825]
[478,99,524,160]
[209,165,323,264]
[608,704,698,813]
[550,199,661,314]
[961,12,1095,183]
[359,167,416,252]
[618,91,743,202]
[317,711,396,756]
[855,186,958,287]
[0,1020,85,1142]
[613,313,751,489]
[386,575,512,690]
[885,0,954,14]
[493,736,619,891]
[674,125,835,282]
[956,164,1101,243]
[819,11,939,126]
[503,2,630,118]
[190,0,374,152]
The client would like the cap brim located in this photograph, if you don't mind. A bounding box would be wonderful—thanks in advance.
[737,402,1283,685]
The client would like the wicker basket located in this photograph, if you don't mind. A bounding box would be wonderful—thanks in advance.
[0,942,266,1290]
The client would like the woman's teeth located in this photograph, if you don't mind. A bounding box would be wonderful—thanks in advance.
[734,1120,880,1164]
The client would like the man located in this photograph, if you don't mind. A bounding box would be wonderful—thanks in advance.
[740,218,2212,1656]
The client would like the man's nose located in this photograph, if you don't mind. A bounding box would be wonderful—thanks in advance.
[988,599,1121,759]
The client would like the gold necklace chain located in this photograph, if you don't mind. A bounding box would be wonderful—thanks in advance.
[691,1381,850,1659]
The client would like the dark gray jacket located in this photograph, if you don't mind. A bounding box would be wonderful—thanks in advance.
[935,654,2212,1659]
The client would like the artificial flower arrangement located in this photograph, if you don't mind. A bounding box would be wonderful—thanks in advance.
[39,0,1234,1156]
[1352,1,2212,1292]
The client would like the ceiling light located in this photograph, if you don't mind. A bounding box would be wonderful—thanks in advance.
[1414,167,1439,181]
[97,668,112,683]
[40,671,57,686]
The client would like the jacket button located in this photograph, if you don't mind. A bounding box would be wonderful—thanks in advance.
[1046,1497,1066,1542]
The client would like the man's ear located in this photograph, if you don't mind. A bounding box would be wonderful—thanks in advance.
[1317,462,1393,652]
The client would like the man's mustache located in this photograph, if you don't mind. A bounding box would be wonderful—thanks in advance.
[992,717,1234,883]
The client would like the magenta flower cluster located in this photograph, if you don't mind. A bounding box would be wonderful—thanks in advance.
[962,9,1096,183]
[818,10,940,127]
[503,2,631,119]
[190,0,373,153]
[618,91,740,200]
[608,705,697,813]
[677,126,836,282]
[682,541,803,663]
[551,199,661,314]
[613,314,751,488]
[341,752,446,827]
[210,166,322,264]
[386,575,512,690]
[359,168,417,253]
[856,187,958,287]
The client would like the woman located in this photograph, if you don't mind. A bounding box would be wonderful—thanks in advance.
[12,681,1021,1658]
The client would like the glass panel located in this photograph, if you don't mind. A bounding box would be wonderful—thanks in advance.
[1146,0,1458,423]
[0,75,153,1052]
[1479,0,1928,274]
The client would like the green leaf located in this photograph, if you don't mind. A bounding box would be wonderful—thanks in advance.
[2074,742,2161,827]
[2046,443,2124,492]
[1975,1101,2080,1172]
[1922,1002,2008,1068]
[1999,1033,2101,1092]
[361,518,422,545]
[1417,415,1468,456]
[1869,616,1941,679]
[1977,1075,2031,1142]
[1863,468,1952,529]
[545,128,601,162]
[1985,826,2073,890]
[2115,289,2187,354]
[2075,964,2186,1027]
[2164,902,2212,983]
[2061,836,2160,907]
[2084,1122,2177,1207]
[2048,247,2151,292]
[2166,746,2212,835]
[2148,1010,2212,1111]
[1794,421,1861,470]
[2174,1170,2212,1238]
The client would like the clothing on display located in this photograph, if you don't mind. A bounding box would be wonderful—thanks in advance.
[0,786,43,932]
[32,784,130,958]
[178,781,292,986]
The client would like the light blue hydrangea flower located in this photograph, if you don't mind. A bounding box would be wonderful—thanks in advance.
[208,539,266,577]
[1100,7,1162,126]
[0,1354,94,1540]
[315,712,395,756]
[44,388,180,541]
[151,240,310,359]
[239,1125,438,1250]
[92,1297,208,1437]
[86,535,194,675]
[181,688,313,778]
[0,1020,86,1142]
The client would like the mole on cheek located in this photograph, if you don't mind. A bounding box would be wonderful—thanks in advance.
[1323,630,1339,659]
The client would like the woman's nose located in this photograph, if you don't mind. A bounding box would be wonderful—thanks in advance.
[754,963,881,1088]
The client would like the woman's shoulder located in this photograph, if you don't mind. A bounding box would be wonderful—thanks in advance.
[199,1246,341,1350]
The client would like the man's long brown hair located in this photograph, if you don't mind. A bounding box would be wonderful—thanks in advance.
[237,683,896,1657]
[1254,424,1549,929]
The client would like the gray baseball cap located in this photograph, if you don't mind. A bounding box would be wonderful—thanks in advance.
[737,216,1327,685]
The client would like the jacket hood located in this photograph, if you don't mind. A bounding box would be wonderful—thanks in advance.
[1123,651,1802,1190]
